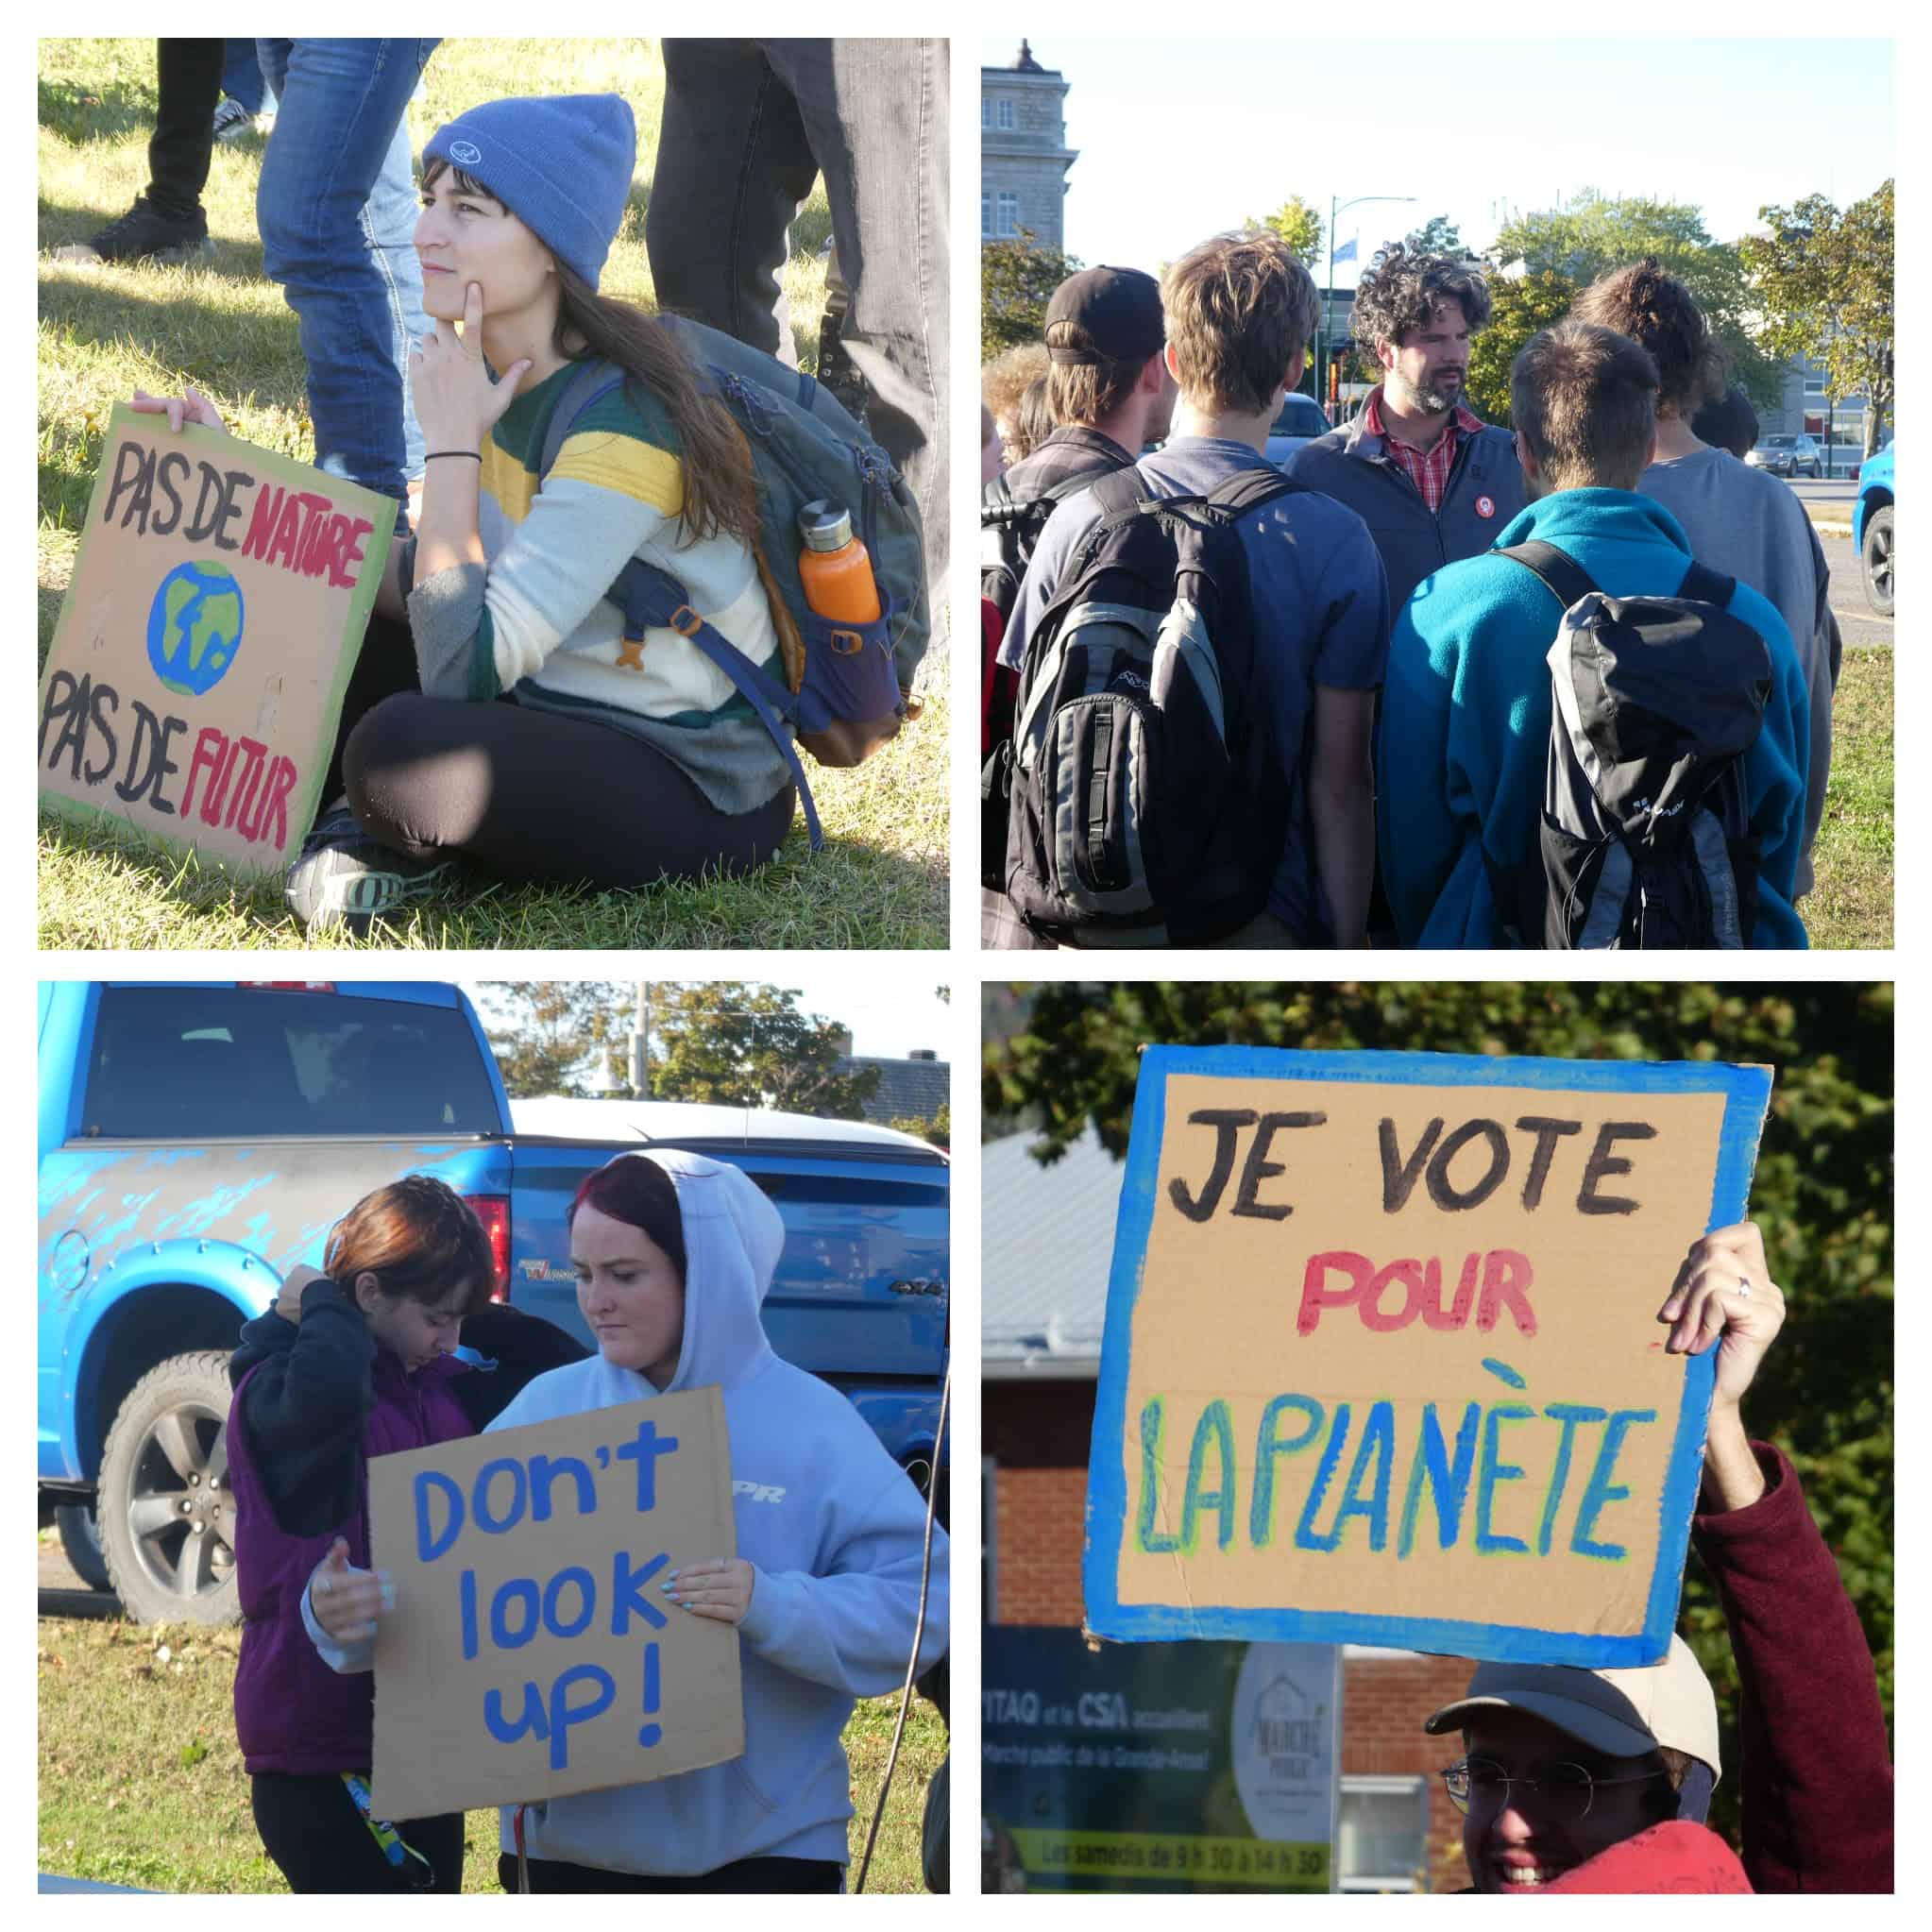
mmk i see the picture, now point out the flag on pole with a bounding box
[1332,232,1358,265]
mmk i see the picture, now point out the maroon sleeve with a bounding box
[1689,1441,1892,1892]
[1545,1822,1751,1893]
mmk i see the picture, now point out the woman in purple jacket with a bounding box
[225,1174,583,1892]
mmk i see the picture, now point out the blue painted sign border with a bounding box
[1083,1047,1772,1666]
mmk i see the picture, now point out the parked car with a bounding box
[1854,443,1894,617]
[1265,391,1330,467]
[38,981,948,1623]
[1745,432,1823,480]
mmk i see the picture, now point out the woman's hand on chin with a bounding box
[130,385,228,434]
[663,1557,754,1625]
[409,280,531,453]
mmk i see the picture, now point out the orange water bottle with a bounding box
[797,500,881,628]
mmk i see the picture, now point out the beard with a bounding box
[1396,366,1464,415]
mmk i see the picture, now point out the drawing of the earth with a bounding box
[145,558,245,697]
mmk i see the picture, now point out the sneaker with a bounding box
[284,803,456,935]
[52,195,213,266]
[211,95,259,142]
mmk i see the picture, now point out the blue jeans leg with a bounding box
[254,39,437,509]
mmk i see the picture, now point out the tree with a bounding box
[1463,269,1579,429]
[480,981,633,1097]
[1246,195,1322,267]
[1743,181,1894,456]
[651,983,878,1118]
[889,1103,951,1150]
[983,980,1893,1851]
[1491,190,1783,408]
[982,229,1081,361]
[1404,213,1466,259]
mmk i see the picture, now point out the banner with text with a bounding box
[39,406,394,873]
[982,1628,1338,1892]
[368,1388,742,1821]
[1083,1048,1772,1666]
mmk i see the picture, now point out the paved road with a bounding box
[1818,528,1892,652]
[38,1530,119,1620]
[1788,477,1859,512]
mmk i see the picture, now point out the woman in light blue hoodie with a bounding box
[307,1149,949,1891]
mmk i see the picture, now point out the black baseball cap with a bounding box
[1043,265,1165,365]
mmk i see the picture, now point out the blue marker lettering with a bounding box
[1250,1395,1324,1548]
[483,1681,549,1747]
[548,1664,616,1771]
[1537,1403,1607,1556]
[490,1577,540,1649]
[531,1453,597,1522]
[1294,1403,1354,1551]
[543,1566,597,1639]
[1572,1407,1658,1560]
[1178,1399,1237,1552]
[610,1550,670,1634]
[1476,1404,1534,1554]
[615,1418,679,1514]
[1134,1398,1179,1554]
[474,1457,528,1534]
[639,1640,661,1748]
[415,1469,464,1563]
[1333,1398,1397,1551]
[1398,1401,1481,1557]
[459,1566,479,1660]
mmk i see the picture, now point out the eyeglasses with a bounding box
[1440,1755,1671,1823]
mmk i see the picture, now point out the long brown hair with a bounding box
[1571,258,1726,423]
[324,1174,497,1314]
[424,158,761,551]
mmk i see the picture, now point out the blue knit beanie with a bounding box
[423,94,636,290]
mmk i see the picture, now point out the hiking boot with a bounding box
[211,95,263,143]
[52,195,213,266]
[283,802,456,936]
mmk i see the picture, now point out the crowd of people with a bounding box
[981,233,1839,950]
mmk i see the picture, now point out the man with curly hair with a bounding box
[1286,243,1524,618]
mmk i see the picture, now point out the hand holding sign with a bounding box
[1660,1219,1785,1404]
[409,282,533,453]
[130,386,229,436]
[666,1557,754,1624]
[310,1535,392,1645]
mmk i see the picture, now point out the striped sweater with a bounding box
[405,359,792,814]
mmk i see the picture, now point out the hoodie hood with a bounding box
[608,1150,783,1395]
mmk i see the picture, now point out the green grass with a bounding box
[36,1593,946,1893]
[1805,647,1892,950]
[37,38,943,950]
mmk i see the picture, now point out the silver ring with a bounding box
[1737,1277,1753,1298]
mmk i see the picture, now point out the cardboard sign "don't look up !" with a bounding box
[39,407,394,874]
[1084,1048,1773,1669]
[367,1389,743,1822]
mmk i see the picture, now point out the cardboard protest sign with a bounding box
[367,1388,743,1821]
[1084,1048,1773,1668]
[39,405,394,873]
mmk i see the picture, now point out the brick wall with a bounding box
[986,1375,1475,1890]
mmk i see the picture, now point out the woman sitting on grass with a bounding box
[307,1151,951,1893]
[226,1175,584,1891]
[136,93,808,935]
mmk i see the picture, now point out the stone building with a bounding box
[980,41,1077,252]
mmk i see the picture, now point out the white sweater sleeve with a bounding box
[735,1466,950,1696]
[299,1572,374,1676]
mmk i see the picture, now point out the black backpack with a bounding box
[1004,466,1306,946]
[980,462,1132,890]
[1495,540,1772,949]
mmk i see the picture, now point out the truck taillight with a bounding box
[238,981,338,992]
[465,1195,512,1300]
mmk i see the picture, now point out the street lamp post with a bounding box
[1320,194,1415,422]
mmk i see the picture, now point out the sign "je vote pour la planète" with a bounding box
[39,406,394,874]
[1084,1048,1773,1669]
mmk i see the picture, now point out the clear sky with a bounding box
[981,36,1894,282]
[466,974,954,1067]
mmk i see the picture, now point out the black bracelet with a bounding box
[424,449,482,462]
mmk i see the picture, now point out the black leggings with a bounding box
[340,690,797,890]
[250,1772,465,1894]
[499,1853,841,1892]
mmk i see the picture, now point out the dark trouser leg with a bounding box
[250,1773,464,1893]
[321,612,420,806]
[647,40,819,363]
[343,694,797,888]
[146,42,224,222]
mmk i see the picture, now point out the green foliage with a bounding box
[480,980,634,1097]
[1464,269,1578,430]
[1490,190,1782,409]
[983,979,1894,1847]
[651,983,878,1117]
[889,1104,951,1150]
[981,229,1081,361]
[1246,196,1323,267]
[1404,214,1466,259]
[1743,181,1894,456]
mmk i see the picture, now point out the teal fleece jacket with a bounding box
[1378,488,1811,949]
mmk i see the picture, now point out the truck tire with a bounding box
[55,1501,112,1592]
[1862,505,1894,617]
[96,1350,240,1627]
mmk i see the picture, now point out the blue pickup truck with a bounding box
[39,980,948,1625]
[1855,442,1894,618]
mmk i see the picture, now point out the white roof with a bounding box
[982,1124,1122,1375]
[509,1094,937,1156]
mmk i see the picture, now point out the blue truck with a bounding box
[1855,441,1894,618]
[39,980,948,1626]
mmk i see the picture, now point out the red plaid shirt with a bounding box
[1364,386,1485,514]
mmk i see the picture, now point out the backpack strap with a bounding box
[1085,466,1152,521]
[1202,467,1308,517]
[608,558,822,855]
[1678,559,1737,607]
[1499,539,1601,610]
[536,359,628,481]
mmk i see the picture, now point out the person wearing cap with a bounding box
[1428,1219,1892,1892]
[995,229,1388,949]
